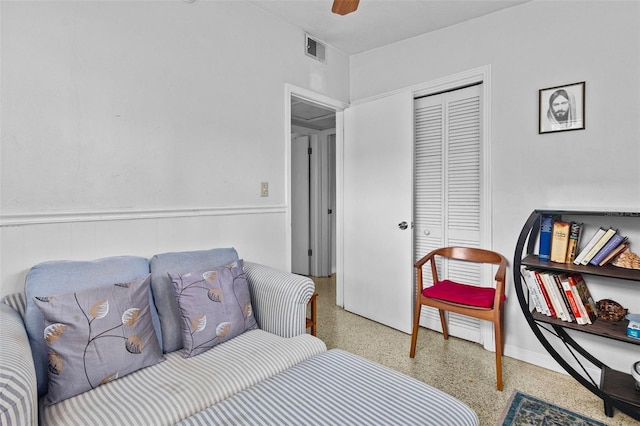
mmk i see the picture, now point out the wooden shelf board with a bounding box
[533,209,640,217]
[531,311,640,345]
[521,254,640,282]
[601,366,640,408]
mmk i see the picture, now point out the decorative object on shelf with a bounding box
[612,247,640,269]
[628,321,640,340]
[596,299,627,322]
[539,81,585,134]
[632,361,640,391]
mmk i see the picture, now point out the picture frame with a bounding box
[539,81,585,134]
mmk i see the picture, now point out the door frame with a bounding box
[285,85,348,304]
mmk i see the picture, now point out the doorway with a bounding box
[290,95,337,278]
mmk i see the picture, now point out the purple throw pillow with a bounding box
[34,274,164,405]
[169,259,258,358]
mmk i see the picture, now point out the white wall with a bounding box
[0,1,349,296]
[350,0,640,373]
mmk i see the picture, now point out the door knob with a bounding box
[398,221,408,230]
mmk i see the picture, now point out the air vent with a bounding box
[305,34,326,63]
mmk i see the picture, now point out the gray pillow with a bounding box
[169,259,258,358]
[34,274,164,406]
[24,255,156,397]
[150,248,239,353]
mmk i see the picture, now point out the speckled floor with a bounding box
[312,275,638,426]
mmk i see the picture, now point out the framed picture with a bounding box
[539,81,585,134]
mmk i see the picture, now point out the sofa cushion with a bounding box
[24,255,155,397]
[170,259,258,358]
[178,349,479,426]
[150,248,239,353]
[41,330,327,426]
[34,274,164,406]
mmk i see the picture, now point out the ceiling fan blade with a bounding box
[332,0,360,16]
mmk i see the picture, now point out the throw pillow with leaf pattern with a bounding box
[169,259,258,358]
[34,274,164,405]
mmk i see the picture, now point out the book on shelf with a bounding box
[530,269,556,317]
[558,273,585,324]
[550,221,571,263]
[565,222,582,264]
[568,273,598,324]
[538,214,559,262]
[597,242,629,266]
[539,271,571,321]
[589,233,627,266]
[525,269,556,317]
[566,273,591,324]
[573,227,606,265]
[580,228,617,265]
[521,268,550,316]
[551,272,575,322]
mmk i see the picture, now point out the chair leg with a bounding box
[494,318,503,391]
[409,301,422,358]
[439,309,449,340]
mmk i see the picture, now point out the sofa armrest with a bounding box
[0,303,38,426]
[243,262,314,338]
[2,292,26,320]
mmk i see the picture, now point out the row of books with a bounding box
[572,226,628,266]
[520,268,598,324]
[539,214,629,266]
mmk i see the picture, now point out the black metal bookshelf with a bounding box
[514,209,640,420]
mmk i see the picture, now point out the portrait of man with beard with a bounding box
[539,82,585,133]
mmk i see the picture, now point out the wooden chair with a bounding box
[409,246,507,391]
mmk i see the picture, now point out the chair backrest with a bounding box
[415,246,508,299]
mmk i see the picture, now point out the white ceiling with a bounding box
[248,0,530,56]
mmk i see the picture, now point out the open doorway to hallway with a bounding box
[290,95,337,278]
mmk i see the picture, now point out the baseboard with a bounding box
[504,343,601,379]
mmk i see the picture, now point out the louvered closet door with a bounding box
[414,84,484,344]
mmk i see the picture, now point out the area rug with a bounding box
[500,390,608,426]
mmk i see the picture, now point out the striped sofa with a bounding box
[1,249,479,426]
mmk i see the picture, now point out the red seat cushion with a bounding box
[422,279,496,308]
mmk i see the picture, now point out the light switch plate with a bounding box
[261,182,269,197]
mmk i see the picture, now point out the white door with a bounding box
[291,135,310,275]
[414,84,485,343]
[343,90,414,333]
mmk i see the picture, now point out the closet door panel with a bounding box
[414,84,483,342]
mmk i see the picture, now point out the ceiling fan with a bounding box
[332,0,360,15]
